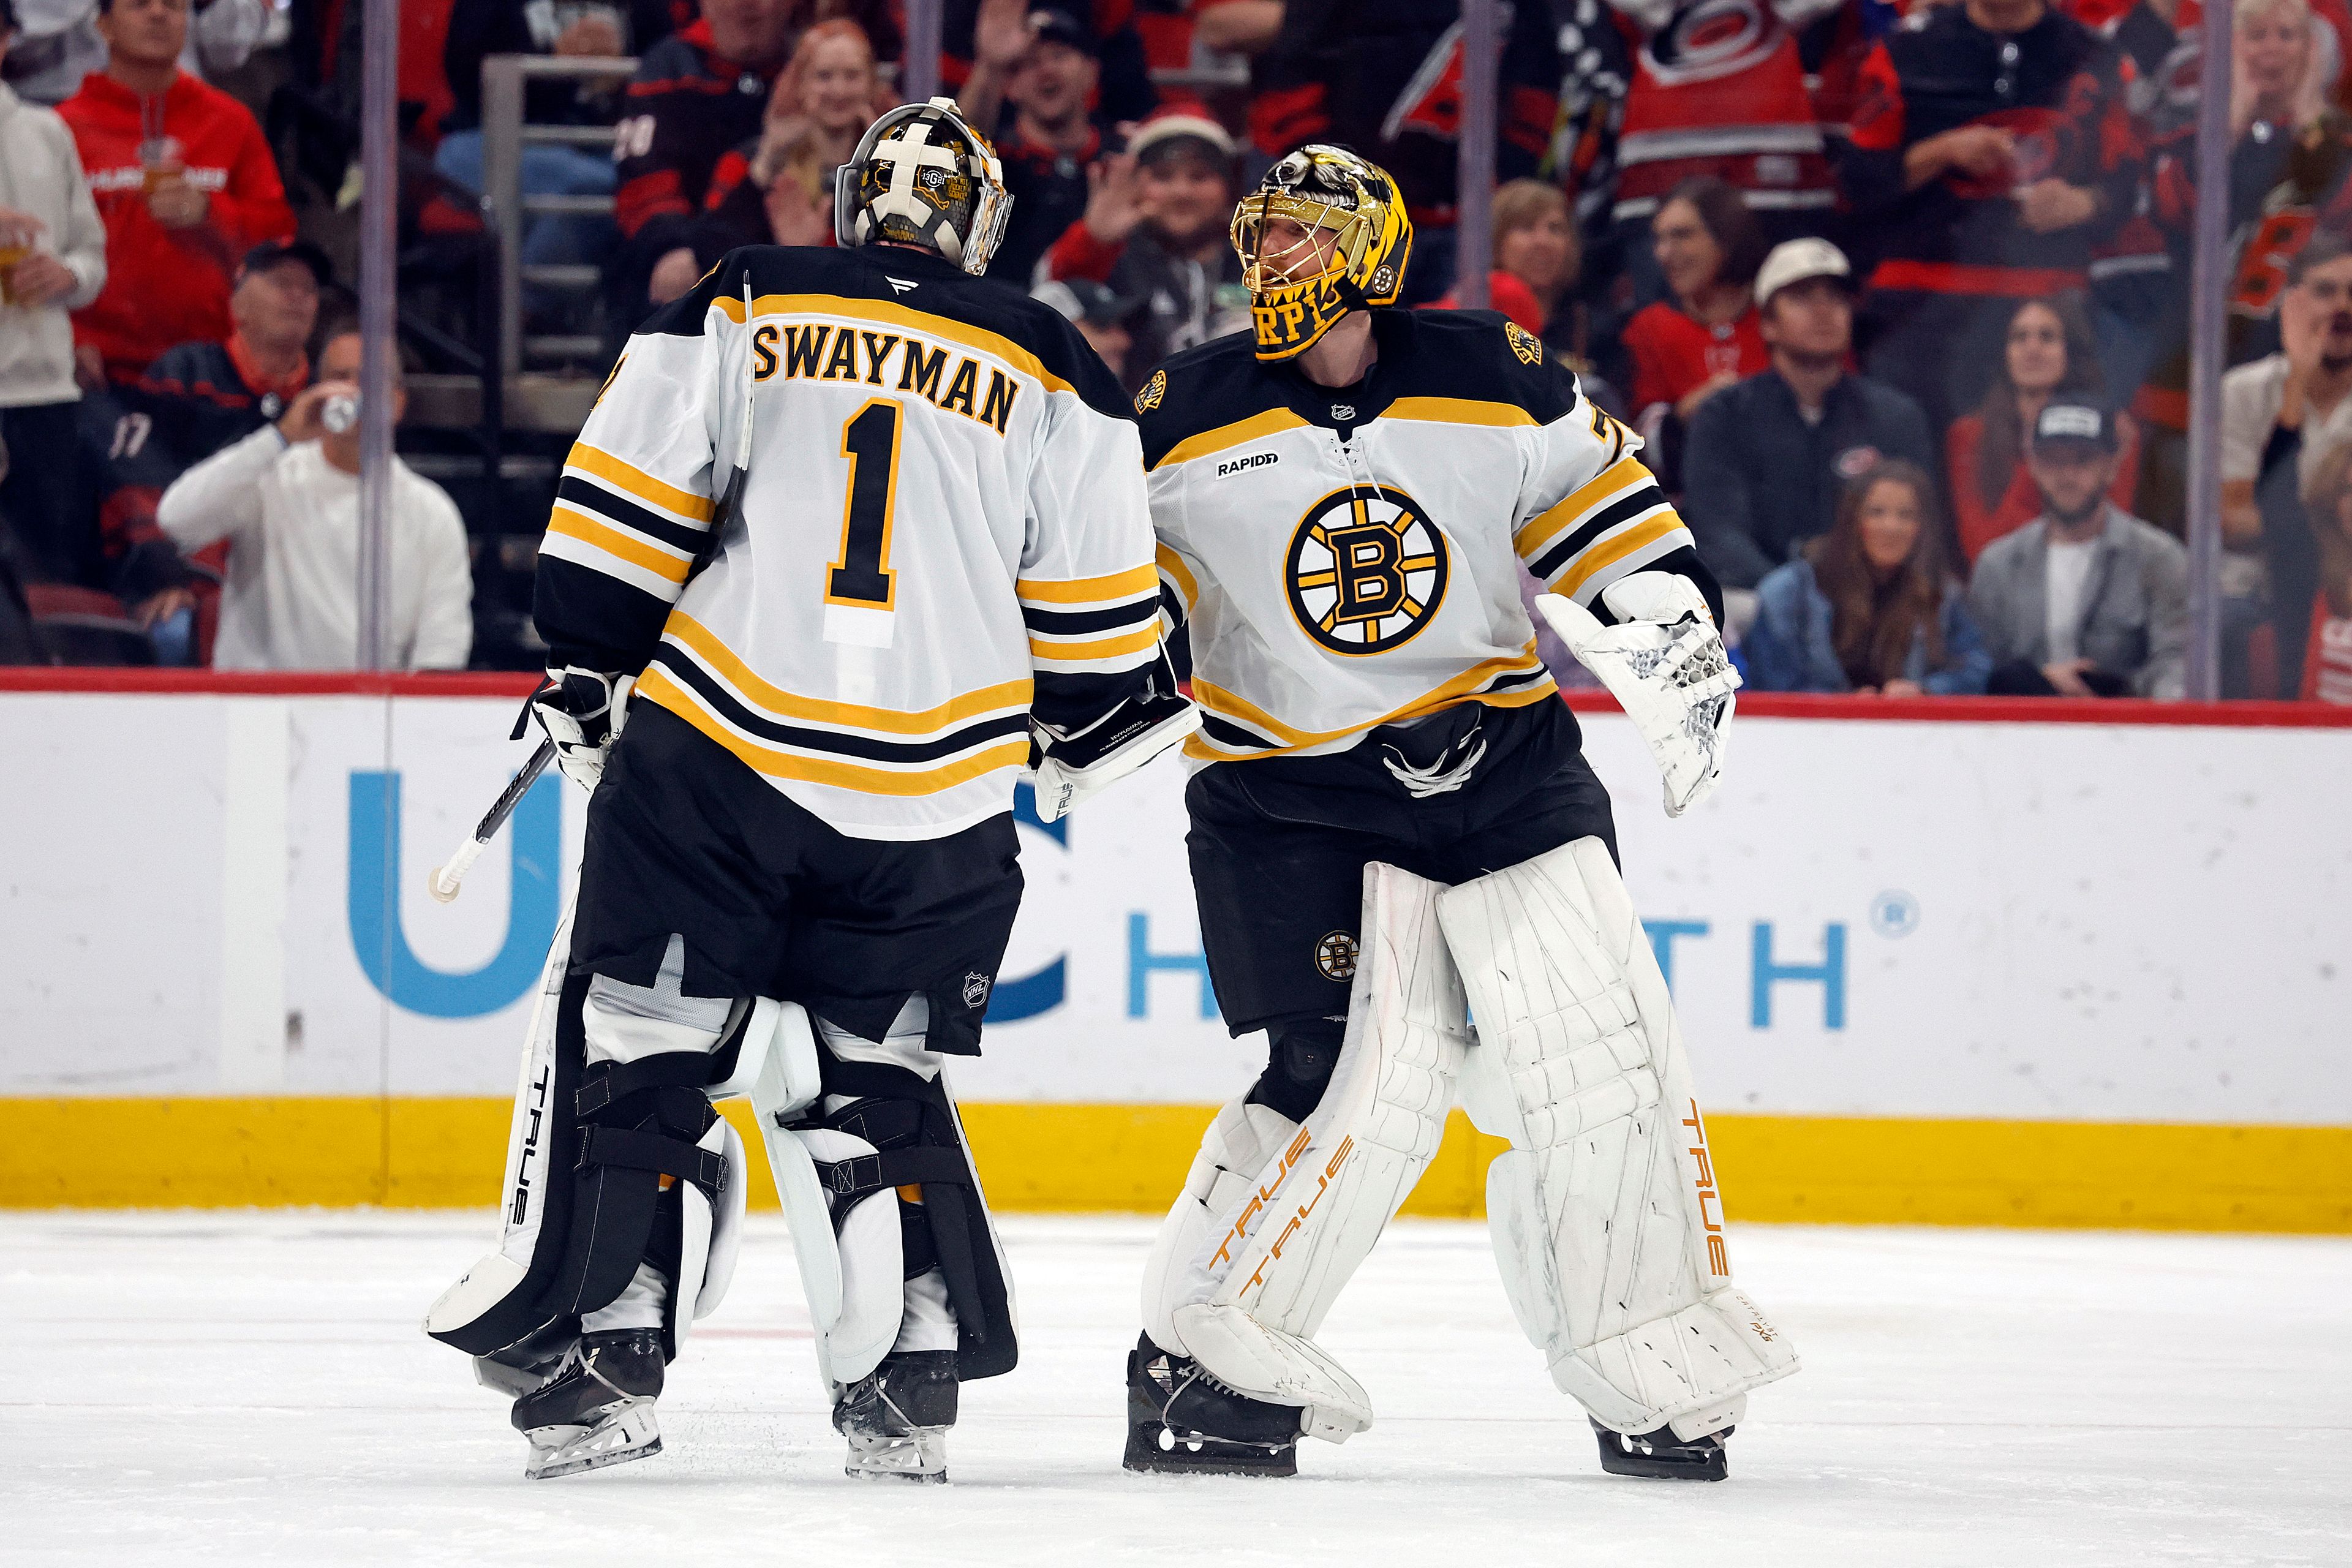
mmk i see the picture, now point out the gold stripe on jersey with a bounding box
[546,504,694,584]
[1554,511,1694,601]
[714,291,1076,398]
[663,612,1032,733]
[1153,409,1310,470]
[1380,396,1539,429]
[1027,624,1161,667]
[1515,453,1655,559]
[1186,644,1555,760]
[564,441,716,523]
[639,667,1033,796]
[1016,565,1159,605]
[1156,545,1199,616]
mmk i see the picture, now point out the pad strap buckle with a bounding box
[576,1125,727,1200]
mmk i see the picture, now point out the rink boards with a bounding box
[0,675,2346,1232]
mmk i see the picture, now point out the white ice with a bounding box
[9,1213,2348,1567]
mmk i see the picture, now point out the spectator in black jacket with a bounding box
[957,4,1123,288]
[1836,0,2140,436]
[1684,238,1938,596]
[139,239,326,467]
[611,0,794,333]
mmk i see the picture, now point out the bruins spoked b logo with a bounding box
[1285,486,1448,655]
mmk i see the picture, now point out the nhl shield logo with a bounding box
[962,970,992,1009]
[1285,484,1449,656]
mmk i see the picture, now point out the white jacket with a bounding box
[0,80,106,408]
[157,427,477,671]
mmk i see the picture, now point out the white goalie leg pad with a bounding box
[1438,838,1798,1441]
[1139,1096,1302,1358]
[739,998,1014,1398]
[1169,862,1468,1442]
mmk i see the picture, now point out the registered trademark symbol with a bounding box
[1869,890,1919,938]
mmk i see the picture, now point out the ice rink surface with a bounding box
[10,1213,2348,1567]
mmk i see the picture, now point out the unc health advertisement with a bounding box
[0,690,2344,1126]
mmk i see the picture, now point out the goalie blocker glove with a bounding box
[1023,657,1200,823]
[529,668,635,793]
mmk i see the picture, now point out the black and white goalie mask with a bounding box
[834,97,1013,275]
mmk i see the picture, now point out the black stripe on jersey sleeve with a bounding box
[533,555,677,676]
[556,476,709,552]
[1020,595,1163,635]
[652,646,1033,761]
[1529,483,1672,582]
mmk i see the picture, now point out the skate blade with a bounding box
[1123,1423,1297,1478]
[843,1426,948,1483]
[524,1401,661,1480]
[1591,1420,1728,1482]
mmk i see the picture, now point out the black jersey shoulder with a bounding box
[634,244,1129,418]
[1134,328,1276,469]
[1373,308,1584,426]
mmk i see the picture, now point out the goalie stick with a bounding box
[428,281,760,906]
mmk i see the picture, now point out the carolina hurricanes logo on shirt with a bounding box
[1284,486,1449,656]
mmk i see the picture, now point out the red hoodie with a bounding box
[59,70,295,382]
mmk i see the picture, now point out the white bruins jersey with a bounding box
[1137,310,1706,764]
[536,244,1166,839]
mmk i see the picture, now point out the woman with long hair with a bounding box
[682,20,886,274]
[1619,176,1771,430]
[1945,296,2139,564]
[1439,179,1628,414]
[1744,459,1992,695]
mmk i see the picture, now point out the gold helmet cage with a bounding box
[1230,145,1414,362]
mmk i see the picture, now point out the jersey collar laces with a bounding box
[1232,146,1414,362]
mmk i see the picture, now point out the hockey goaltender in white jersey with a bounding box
[425,99,1196,1483]
[1121,146,1798,1480]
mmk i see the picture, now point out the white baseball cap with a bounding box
[1754,237,1852,307]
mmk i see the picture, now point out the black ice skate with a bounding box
[1123,1333,1305,1477]
[1591,1417,1731,1481]
[835,1350,958,1483]
[510,1328,665,1479]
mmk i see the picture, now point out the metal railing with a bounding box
[478,54,633,379]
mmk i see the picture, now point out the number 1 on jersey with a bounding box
[829,399,902,610]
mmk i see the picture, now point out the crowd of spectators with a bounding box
[0,0,2347,701]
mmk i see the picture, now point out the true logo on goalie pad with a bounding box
[1313,930,1359,981]
[1683,1099,1730,1278]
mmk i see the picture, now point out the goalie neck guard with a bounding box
[1230,145,1413,363]
[835,98,1013,276]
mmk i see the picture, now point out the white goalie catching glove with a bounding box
[1024,679,1200,823]
[1537,573,1738,818]
[530,668,636,793]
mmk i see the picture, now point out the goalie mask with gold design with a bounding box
[1230,146,1413,363]
[835,98,1012,276]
